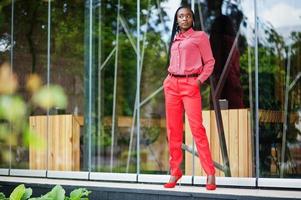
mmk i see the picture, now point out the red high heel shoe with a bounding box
[206,175,216,190]
[163,174,182,188]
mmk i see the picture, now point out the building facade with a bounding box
[0,0,300,188]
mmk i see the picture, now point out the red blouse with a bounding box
[168,28,215,83]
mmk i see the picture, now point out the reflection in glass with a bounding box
[10,0,48,169]
[210,15,244,109]
[49,0,85,171]
[0,1,12,169]
[93,1,138,173]
[184,0,255,177]
[257,0,301,178]
[138,0,181,175]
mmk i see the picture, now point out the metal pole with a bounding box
[254,0,260,186]
[110,0,120,171]
[191,0,195,181]
[280,44,291,177]
[46,0,52,176]
[97,0,102,171]
[88,0,93,175]
[9,0,15,175]
[137,0,141,178]
[210,77,231,176]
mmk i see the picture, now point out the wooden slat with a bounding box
[229,109,239,177]
[198,110,211,176]
[220,110,229,177]
[52,116,59,170]
[39,116,47,169]
[72,116,81,171]
[238,109,249,177]
[29,117,34,169]
[103,117,167,128]
[210,111,220,176]
[258,110,297,123]
[248,110,253,176]
[65,116,72,171]
[49,116,55,170]
[29,115,47,170]
[48,116,53,170]
[29,117,35,169]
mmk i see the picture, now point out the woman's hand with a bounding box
[197,80,201,88]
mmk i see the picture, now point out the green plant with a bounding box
[65,188,91,200]
[29,185,64,200]
[9,184,32,200]
[0,192,6,200]
[0,184,91,200]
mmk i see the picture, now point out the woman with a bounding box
[163,5,216,190]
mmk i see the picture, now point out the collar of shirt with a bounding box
[174,27,194,41]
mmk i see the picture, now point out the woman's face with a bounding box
[177,8,193,32]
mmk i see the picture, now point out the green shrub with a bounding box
[0,184,91,200]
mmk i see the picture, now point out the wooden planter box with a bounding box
[29,115,83,171]
[185,109,253,177]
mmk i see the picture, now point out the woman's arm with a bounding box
[197,32,215,84]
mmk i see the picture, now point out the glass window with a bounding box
[258,0,301,178]
[47,0,85,172]
[139,0,182,175]
[0,1,12,169]
[1,0,301,187]
[11,0,48,170]
[181,0,255,178]
[92,0,138,173]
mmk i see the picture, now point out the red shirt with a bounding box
[168,28,215,83]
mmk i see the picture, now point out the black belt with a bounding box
[168,73,199,78]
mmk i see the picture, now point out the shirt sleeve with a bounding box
[197,32,215,84]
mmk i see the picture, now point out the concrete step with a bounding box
[0,176,301,200]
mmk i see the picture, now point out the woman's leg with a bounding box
[182,81,215,176]
[164,77,184,176]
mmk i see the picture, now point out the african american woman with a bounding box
[163,5,216,190]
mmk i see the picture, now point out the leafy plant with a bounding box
[0,184,91,200]
[66,188,91,200]
[0,192,7,200]
[29,185,65,200]
[9,184,32,200]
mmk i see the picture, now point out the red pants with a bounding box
[163,75,215,176]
